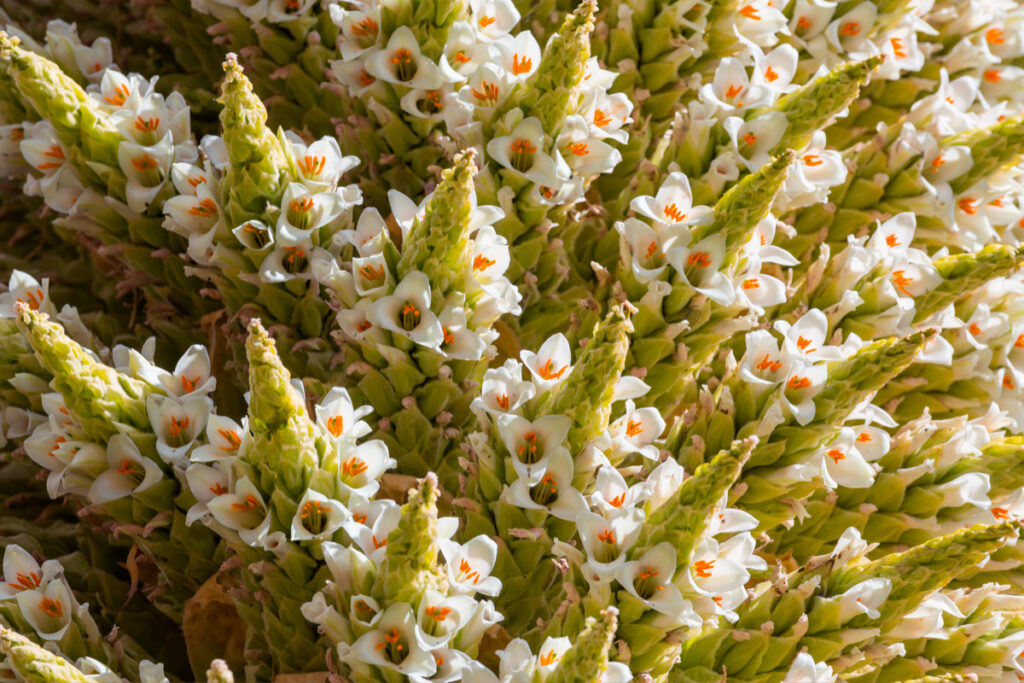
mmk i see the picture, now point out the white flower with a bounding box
[534,636,571,676]
[885,592,964,639]
[208,477,272,546]
[469,0,520,40]
[591,463,648,517]
[618,543,700,624]
[365,27,448,90]
[338,439,395,498]
[630,172,713,228]
[316,387,373,443]
[367,271,445,349]
[492,31,541,80]
[644,457,686,511]
[775,308,843,362]
[935,472,992,510]
[184,463,230,506]
[782,652,835,683]
[87,434,163,505]
[723,112,789,171]
[16,578,74,641]
[502,448,588,521]
[781,361,828,426]
[289,135,359,192]
[556,115,622,176]
[350,603,437,677]
[816,429,876,489]
[520,333,573,391]
[701,57,765,113]
[577,509,645,578]
[472,360,536,415]
[164,182,221,235]
[147,394,213,464]
[0,270,54,318]
[837,577,892,621]
[497,413,571,482]
[440,534,502,596]
[735,0,789,46]
[344,497,401,564]
[191,415,247,462]
[462,63,513,112]
[487,116,565,187]
[666,233,736,306]
[276,182,349,245]
[616,218,678,283]
[330,5,382,61]
[291,489,349,541]
[0,546,60,599]
[580,91,633,144]
[607,400,665,460]
[439,307,488,361]
[442,22,492,78]
[259,242,335,284]
[163,345,217,396]
[415,589,478,650]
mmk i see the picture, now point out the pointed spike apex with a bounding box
[544,306,632,449]
[771,56,882,155]
[245,318,309,433]
[397,149,479,289]
[381,473,444,604]
[639,437,756,562]
[828,522,1018,627]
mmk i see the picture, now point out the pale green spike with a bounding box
[548,608,619,683]
[381,473,445,604]
[0,627,91,683]
[15,306,151,442]
[913,244,1024,323]
[692,151,794,255]
[828,522,1018,628]
[244,318,323,499]
[542,305,632,451]
[218,53,290,223]
[637,437,755,563]
[397,149,476,294]
[945,114,1024,194]
[770,56,882,156]
[0,32,121,170]
[813,328,933,425]
[499,0,596,132]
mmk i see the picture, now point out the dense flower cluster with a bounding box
[4,1,1024,683]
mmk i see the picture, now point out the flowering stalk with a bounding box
[14,306,224,622]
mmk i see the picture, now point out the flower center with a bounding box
[218,429,241,451]
[399,302,421,331]
[635,566,663,599]
[517,431,541,463]
[529,473,558,506]
[375,627,409,664]
[300,500,328,534]
[39,597,64,619]
[166,416,192,447]
[509,138,537,173]
[390,48,418,82]
[693,559,715,578]
[327,415,344,438]
[472,81,500,104]
[512,54,532,74]
[537,358,568,380]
